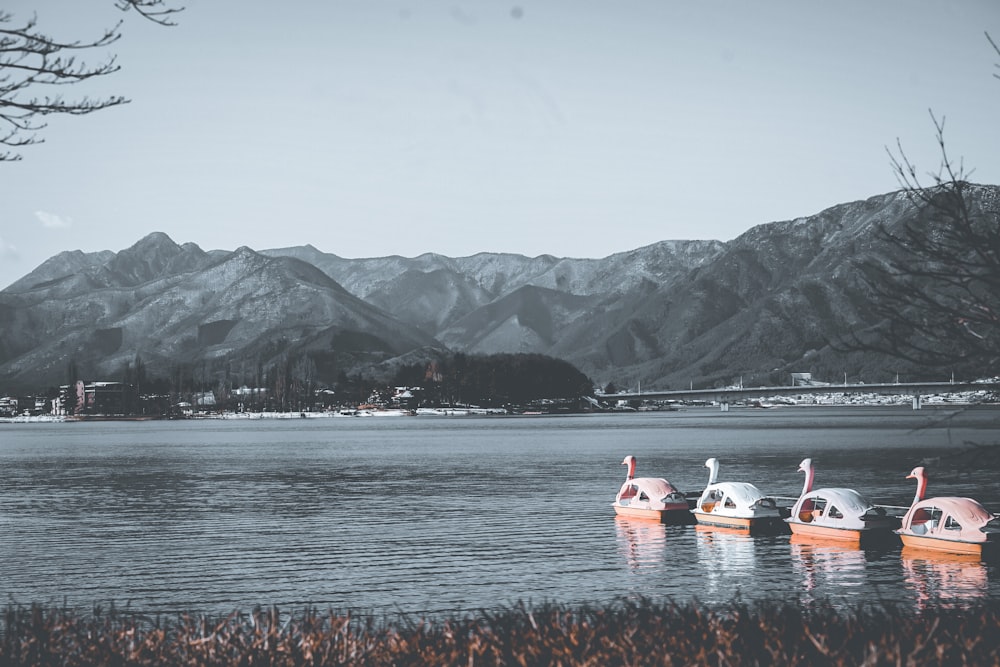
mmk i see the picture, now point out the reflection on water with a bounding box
[614,516,667,571]
[901,548,989,610]
[790,534,869,599]
[1,408,999,617]
[694,525,758,598]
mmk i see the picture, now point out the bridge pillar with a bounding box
[720,401,730,412]
[912,394,922,410]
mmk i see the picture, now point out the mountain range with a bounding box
[2,184,998,395]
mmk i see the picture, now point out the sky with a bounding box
[1,0,999,289]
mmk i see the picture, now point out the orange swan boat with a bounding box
[612,455,690,523]
[896,466,1000,557]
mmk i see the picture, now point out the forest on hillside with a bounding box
[17,353,596,417]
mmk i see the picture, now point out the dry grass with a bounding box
[2,598,1000,666]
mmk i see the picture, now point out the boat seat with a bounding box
[799,511,813,523]
[701,502,717,513]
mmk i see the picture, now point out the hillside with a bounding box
[2,185,998,393]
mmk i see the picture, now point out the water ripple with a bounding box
[2,408,999,616]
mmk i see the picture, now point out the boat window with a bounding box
[827,505,843,519]
[944,515,962,531]
[912,507,942,529]
[621,484,638,500]
[811,498,828,516]
[755,497,776,509]
[724,496,736,509]
[639,491,649,501]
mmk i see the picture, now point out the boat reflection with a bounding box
[693,524,757,597]
[614,515,668,571]
[901,547,989,610]
[790,534,868,595]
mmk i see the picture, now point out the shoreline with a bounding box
[3,401,1000,424]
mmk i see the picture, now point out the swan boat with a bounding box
[896,466,1000,557]
[785,458,897,543]
[690,458,783,531]
[612,455,690,523]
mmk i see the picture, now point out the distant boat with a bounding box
[895,466,1000,557]
[690,458,783,531]
[785,458,897,543]
[612,455,690,523]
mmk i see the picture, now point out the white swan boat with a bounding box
[785,458,897,543]
[690,458,783,531]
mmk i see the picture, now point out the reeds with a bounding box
[2,598,1000,666]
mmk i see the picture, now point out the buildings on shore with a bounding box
[2,381,196,418]
[2,375,997,419]
[1,382,457,418]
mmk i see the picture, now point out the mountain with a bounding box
[0,235,439,391]
[577,185,998,389]
[436,284,602,354]
[262,240,725,333]
[2,184,998,394]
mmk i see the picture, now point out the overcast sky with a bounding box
[1,0,998,289]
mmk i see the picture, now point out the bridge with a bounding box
[595,381,1000,411]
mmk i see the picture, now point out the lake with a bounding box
[1,406,999,618]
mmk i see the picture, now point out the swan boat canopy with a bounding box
[612,455,690,522]
[690,458,782,530]
[896,467,1000,556]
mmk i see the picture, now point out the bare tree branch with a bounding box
[988,31,1000,81]
[840,112,1000,375]
[115,0,184,27]
[0,2,181,161]
[836,32,1000,376]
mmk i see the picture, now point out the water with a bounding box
[1,406,999,618]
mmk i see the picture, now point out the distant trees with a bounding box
[845,32,1000,378]
[0,1,181,161]
[30,350,595,414]
[393,353,594,407]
